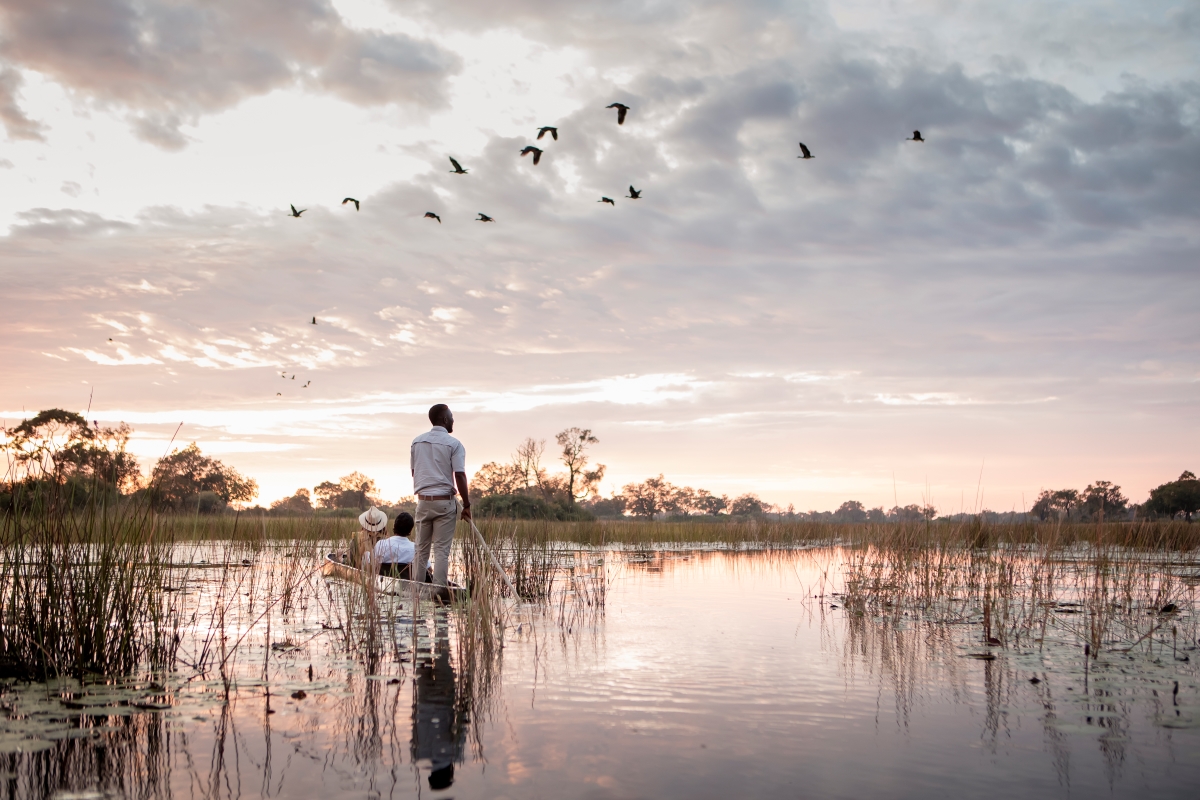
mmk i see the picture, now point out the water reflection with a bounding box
[412,614,466,791]
[0,545,1196,799]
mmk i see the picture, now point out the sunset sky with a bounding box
[1,0,1197,512]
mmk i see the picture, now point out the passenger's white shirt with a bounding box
[374,535,416,564]
[410,425,466,496]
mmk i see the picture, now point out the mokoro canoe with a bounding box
[321,553,468,602]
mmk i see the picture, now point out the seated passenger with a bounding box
[374,511,424,579]
[353,506,389,568]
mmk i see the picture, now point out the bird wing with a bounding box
[290,204,298,214]
[799,143,811,157]
[449,157,464,171]
[551,128,558,140]
[617,106,627,124]
[536,129,546,140]
[532,150,541,165]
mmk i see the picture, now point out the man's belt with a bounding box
[417,494,454,501]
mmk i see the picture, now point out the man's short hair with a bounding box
[394,511,415,537]
[428,404,450,426]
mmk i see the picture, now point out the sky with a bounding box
[0,0,1197,512]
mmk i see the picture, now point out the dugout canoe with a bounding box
[322,553,468,602]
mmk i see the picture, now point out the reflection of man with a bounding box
[411,404,472,599]
[412,618,465,791]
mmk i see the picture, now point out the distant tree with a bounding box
[622,475,675,519]
[729,493,764,516]
[585,495,628,518]
[834,500,867,523]
[472,462,527,497]
[665,485,696,516]
[3,408,140,491]
[512,437,546,490]
[271,488,313,514]
[150,443,257,511]
[313,472,379,510]
[867,506,887,523]
[1144,471,1200,521]
[1081,480,1128,521]
[556,428,605,504]
[886,504,934,522]
[692,488,728,516]
[1031,489,1080,521]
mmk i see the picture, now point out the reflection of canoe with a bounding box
[322,553,468,602]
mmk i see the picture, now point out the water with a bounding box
[2,547,1197,798]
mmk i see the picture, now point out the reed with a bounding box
[0,481,184,680]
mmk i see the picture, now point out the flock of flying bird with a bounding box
[271,103,928,396]
[286,102,644,224]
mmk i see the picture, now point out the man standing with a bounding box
[411,404,472,595]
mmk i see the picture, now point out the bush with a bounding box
[476,493,594,521]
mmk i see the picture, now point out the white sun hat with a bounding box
[358,506,388,533]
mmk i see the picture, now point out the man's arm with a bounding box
[455,471,471,521]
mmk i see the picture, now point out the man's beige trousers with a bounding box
[414,497,458,586]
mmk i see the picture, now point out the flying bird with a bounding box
[448,157,469,174]
[798,142,814,159]
[477,213,495,222]
[536,126,558,141]
[311,317,317,325]
[424,212,441,223]
[520,146,543,165]
[907,130,925,142]
[342,197,359,211]
[276,393,282,397]
[599,197,615,206]
[108,338,114,342]
[289,204,306,217]
[291,375,295,380]
[303,381,311,388]
[626,185,641,199]
[606,103,629,125]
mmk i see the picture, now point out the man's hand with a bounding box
[454,471,472,522]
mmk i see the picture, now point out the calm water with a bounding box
[2,547,1197,799]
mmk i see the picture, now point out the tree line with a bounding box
[1,409,258,513]
[4,409,1199,521]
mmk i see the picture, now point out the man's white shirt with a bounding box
[374,535,416,564]
[410,426,466,496]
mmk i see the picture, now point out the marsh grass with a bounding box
[828,520,1199,660]
[0,481,185,680]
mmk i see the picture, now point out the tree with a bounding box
[1081,480,1127,521]
[313,472,380,510]
[834,500,867,523]
[1145,471,1200,521]
[692,488,728,516]
[556,427,605,504]
[886,503,937,521]
[622,475,674,519]
[729,494,764,516]
[271,488,313,514]
[1031,489,1080,521]
[512,438,546,490]
[150,443,257,510]
[3,409,140,491]
[472,462,526,497]
[585,495,628,518]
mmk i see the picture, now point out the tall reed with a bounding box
[0,481,183,680]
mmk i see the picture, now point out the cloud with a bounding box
[0,0,461,147]
[0,64,44,139]
[0,0,1196,510]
